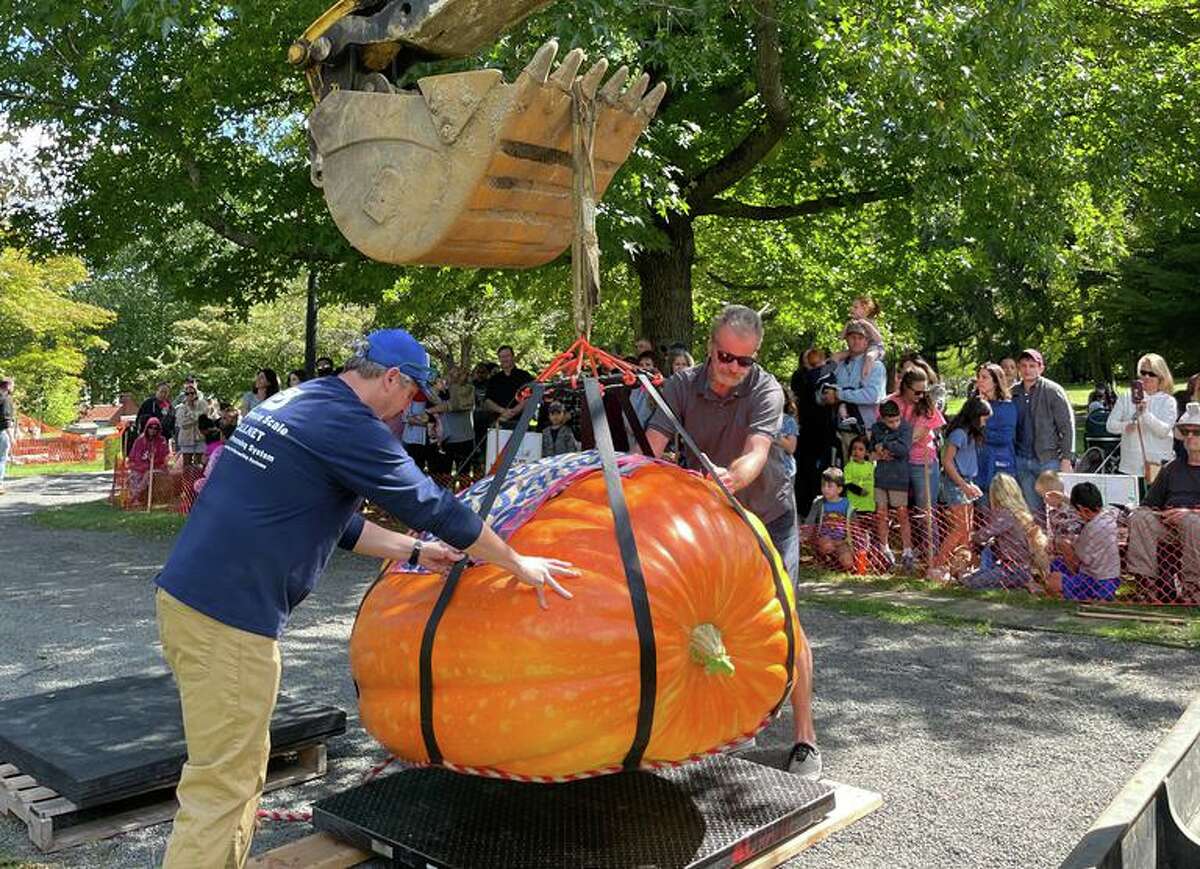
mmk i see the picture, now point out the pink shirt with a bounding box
[887,391,945,466]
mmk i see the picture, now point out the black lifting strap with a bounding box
[618,383,655,457]
[418,382,546,765]
[584,376,657,770]
[636,373,796,714]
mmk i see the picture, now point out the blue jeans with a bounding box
[0,429,10,486]
[764,508,800,587]
[1016,456,1059,513]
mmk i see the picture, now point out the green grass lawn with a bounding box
[797,566,1200,649]
[7,458,106,479]
[31,498,186,538]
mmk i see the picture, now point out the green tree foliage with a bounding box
[0,0,394,308]
[1,0,1197,378]
[73,245,195,402]
[162,291,376,404]
[0,247,114,424]
[1102,222,1200,381]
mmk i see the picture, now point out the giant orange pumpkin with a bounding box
[350,460,805,779]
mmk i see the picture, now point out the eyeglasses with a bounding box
[1139,370,1159,378]
[1180,427,1200,437]
[715,349,756,368]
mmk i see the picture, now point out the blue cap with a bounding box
[362,329,437,398]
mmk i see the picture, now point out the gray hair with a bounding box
[342,354,414,389]
[710,305,763,341]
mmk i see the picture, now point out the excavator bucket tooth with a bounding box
[308,44,666,268]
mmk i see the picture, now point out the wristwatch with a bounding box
[406,540,422,568]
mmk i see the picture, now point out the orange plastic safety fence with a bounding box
[109,459,203,514]
[800,503,1200,606]
[11,414,106,464]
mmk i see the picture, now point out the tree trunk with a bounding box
[634,213,697,353]
[305,270,319,377]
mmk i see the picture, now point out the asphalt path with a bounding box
[1,473,1197,867]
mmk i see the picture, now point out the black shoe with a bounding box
[786,742,823,780]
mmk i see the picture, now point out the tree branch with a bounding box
[694,184,911,219]
[685,0,792,209]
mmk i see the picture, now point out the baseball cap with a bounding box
[1018,348,1044,367]
[362,329,437,400]
[843,320,868,338]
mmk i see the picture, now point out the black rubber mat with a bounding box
[313,754,834,868]
[0,672,345,807]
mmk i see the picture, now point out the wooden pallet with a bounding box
[0,743,327,853]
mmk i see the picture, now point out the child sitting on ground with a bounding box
[870,400,914,569]
[541,401,580,456]
[961,473,1050,591]
[1036,469,1084,552]
[804,468,856,571]
[1045,482,1122,601]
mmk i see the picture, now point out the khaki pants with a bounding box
[1126,508,1200,597]
[156,589,281,869]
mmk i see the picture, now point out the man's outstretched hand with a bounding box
[511,555,578,609]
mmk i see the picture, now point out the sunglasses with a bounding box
[715,349,756,368]
[1139,370,1159,378]
[910,390,927,397]
[1180,427,1200,437]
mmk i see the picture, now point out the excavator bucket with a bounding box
[307,40,666,268]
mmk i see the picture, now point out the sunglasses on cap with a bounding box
[715,349,756,368]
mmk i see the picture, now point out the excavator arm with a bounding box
[291,0,667,269]
[289,0,557,100]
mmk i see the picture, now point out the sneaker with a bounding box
[881,548,897,569]
[786,742,823,780]
[900,550,915,572]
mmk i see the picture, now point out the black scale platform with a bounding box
[313,754,835,868]
[0,673,346,807]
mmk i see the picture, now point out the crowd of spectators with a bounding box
[786,304,1200,602]
[106,304,1200,603]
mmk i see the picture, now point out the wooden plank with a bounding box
[1075,610,1187,626]
[9,786,59,823]
[1078,605,1189,624]
[246,832,373,868]
[743,782,882,869]
[2,774,37,791]
[0,763,18,777]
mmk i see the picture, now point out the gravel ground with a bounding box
[1,473,1198,867]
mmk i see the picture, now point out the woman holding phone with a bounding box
[1106,353,1178,479]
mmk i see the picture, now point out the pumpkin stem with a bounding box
[689,623,735,676]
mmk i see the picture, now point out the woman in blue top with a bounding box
[975,362,1016,494]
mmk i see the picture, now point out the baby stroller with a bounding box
[1077,395,1121,473]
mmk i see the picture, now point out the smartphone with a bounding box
[1131,379,1145,405]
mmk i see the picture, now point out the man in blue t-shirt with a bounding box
[155,329,576,868]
